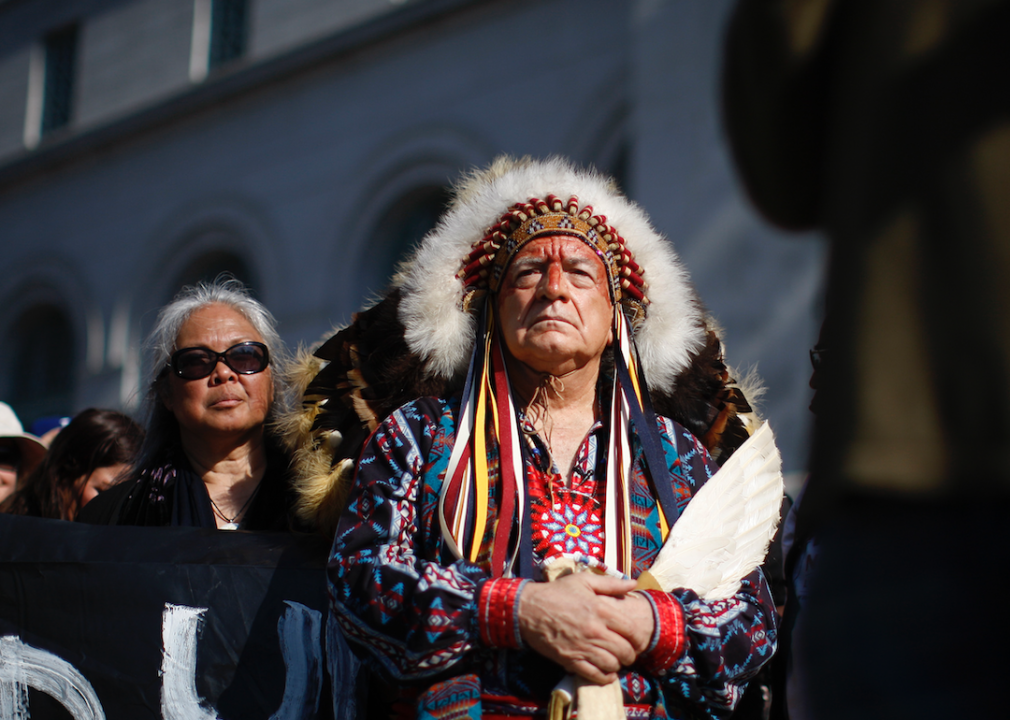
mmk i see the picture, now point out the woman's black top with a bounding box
[78,441,302,532]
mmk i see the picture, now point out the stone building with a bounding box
[0,0,824,480]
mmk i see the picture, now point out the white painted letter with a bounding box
[0,635,105,720]
[161,604,220,720]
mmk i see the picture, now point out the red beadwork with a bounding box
[528,466,606,561]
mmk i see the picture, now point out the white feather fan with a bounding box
[640,420,784,599]
[547,424,785,720]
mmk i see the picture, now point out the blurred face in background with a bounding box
[77,462,129,507]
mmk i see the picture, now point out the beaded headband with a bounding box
[455,194,650,327]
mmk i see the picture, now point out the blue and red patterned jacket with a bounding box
[328,395,777,719]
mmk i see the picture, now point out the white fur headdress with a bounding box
[398,155,706,395]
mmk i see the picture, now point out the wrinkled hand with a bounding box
[517,573,655,684]
[598,589,655,656]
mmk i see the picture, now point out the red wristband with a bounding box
[637,590,686,675]
[477,578,526,649]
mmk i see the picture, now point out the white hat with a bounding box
[0,402,48,475]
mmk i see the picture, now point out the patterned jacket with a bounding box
[328,395,777,719]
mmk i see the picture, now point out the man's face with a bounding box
[496,234,613,376]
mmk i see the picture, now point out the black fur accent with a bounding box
[653,329,753,465]
[304,288,456,466]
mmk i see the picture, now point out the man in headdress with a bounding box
[294,157,777,718]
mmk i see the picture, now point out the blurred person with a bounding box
[1,408,144,520]
[723,1,1010,717]
[80,278,302,531]
[764,325,825,720]
[0,402,47,504]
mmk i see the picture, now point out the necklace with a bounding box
[209,481,262,530]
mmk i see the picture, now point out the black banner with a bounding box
[0,514,338,720]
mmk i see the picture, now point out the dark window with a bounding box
[368,186,450,295]
[41,24,78,135]
[605,141,630,196]
[209,0,248,69]
[4,305,75,426]
[170,250,258,302]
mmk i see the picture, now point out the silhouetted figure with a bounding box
[723,1,1010,717]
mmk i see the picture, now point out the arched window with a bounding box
[167,250,258,301]
[3,304,75,425]
[365,185,450,296]
[604,140,630,196]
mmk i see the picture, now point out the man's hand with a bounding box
[516,573,654,684]
[597,589,655,656]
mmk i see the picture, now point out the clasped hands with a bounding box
[517,572,655,685]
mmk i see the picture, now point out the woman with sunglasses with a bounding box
[80,277,301,531]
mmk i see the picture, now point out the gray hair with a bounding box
[146,276,286,390]
[137,276,290,466]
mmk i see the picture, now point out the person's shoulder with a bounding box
[653,413,698,444]
[388,394,461,426]
[653,413,718,473]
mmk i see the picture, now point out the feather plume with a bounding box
[639,421,784,599]
[278,290,456,534]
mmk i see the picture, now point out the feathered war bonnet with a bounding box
[284,157,758,559]
[399,156,704,388]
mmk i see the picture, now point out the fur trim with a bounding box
[277,336,356,534]
[276,343,327,454]
[398,156,706,394]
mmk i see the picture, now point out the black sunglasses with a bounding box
[170,342,270,380]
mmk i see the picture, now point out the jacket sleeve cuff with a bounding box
[637,589,686,675]
[477,578,527,649]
